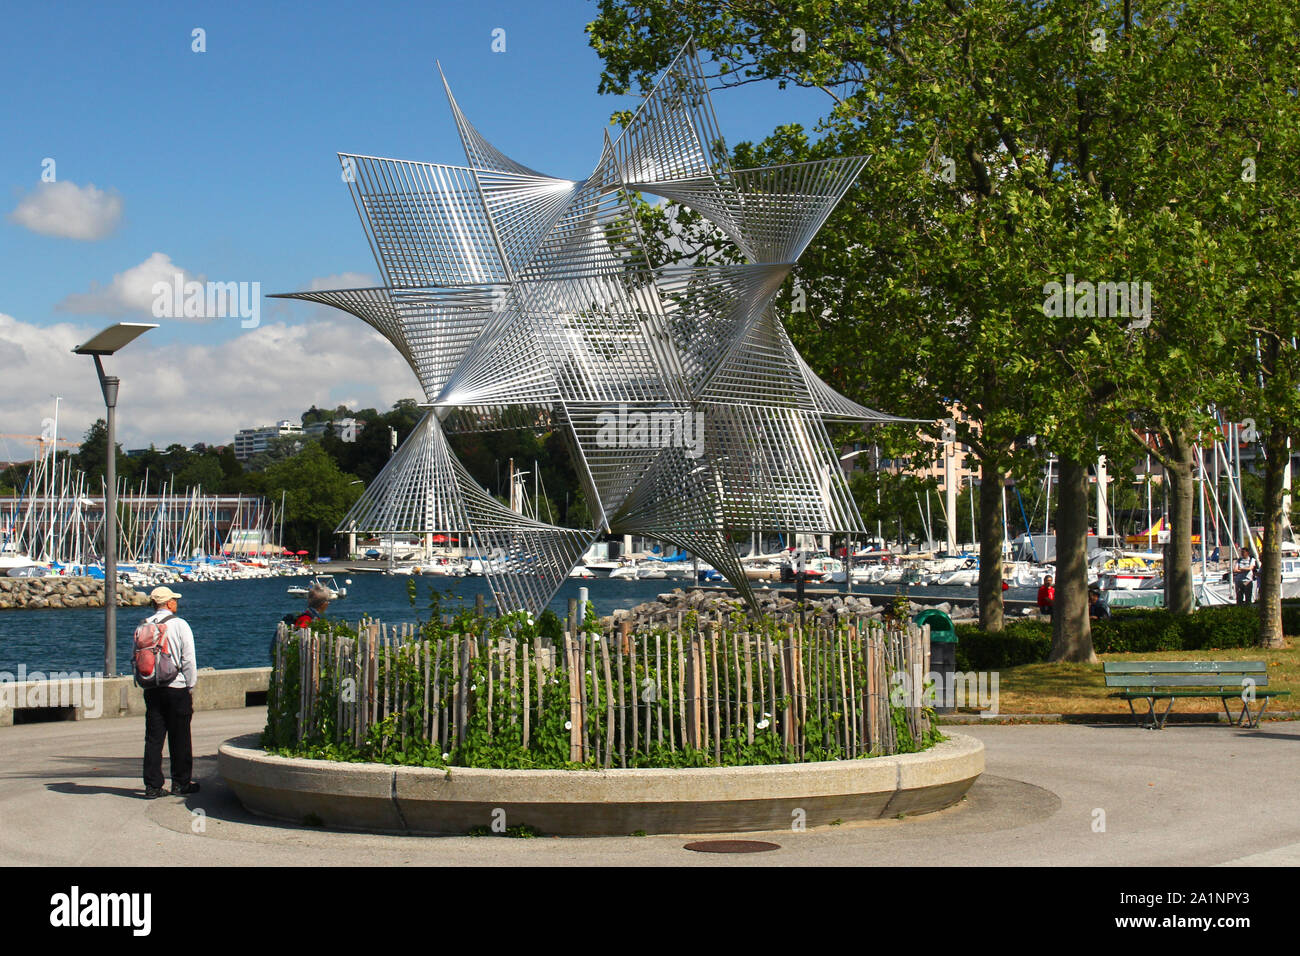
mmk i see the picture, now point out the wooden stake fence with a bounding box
[268,614,930,764]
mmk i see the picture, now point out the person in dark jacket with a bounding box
[1088,587,1111,619]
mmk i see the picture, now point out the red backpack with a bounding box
[133,613,180,688]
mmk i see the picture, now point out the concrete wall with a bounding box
[0,667,270,727]
[219,733,985,836]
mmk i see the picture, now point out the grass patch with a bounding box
[467,823,542,838]
[991,639,1299,714]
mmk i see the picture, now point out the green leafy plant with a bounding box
[265,614,943,770]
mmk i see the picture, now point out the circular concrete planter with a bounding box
[218,734,983,836]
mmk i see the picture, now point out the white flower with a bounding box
[470,683,477,691]
[756,719,770,730]
[592,636,600,642]
[564,721,573,730]
[586,669,592,675]
[762,712,772,718]
[442,753,450,760]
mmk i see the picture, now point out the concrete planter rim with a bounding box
[220,732,978,779]
[219,733,984,836]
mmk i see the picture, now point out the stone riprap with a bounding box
[0,576,149,610]
[604,587,979,629]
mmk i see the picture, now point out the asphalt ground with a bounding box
[2,708,1297,868]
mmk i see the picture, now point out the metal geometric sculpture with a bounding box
[276,40,903,613]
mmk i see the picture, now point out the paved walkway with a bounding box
[2,709,1297,866]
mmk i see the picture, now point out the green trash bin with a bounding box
[915,608,957,644]
[914,609,957,714]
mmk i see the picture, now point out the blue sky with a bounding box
[0,0,833,453]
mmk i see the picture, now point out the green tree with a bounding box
[174,453,223,492]
[244,434,306,472]
[73,419,130,493]
[1208,6,1300,647]
[262,442,364,557]
[217,445,243,490]
[567,488,594,529]
[590,2,1077,633]
[849,468,940,546]
[588,0,1285,661]
[324,400,423,483]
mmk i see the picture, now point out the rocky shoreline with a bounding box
[0,576,150,610]
[604,587,991,628]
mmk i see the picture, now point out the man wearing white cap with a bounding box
[141,586,200,798]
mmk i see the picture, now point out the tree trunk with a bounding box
[1163,427,1195,615]
[1259,419,1287,648]
[1049,455,1096,663]
[977,457,1005,632]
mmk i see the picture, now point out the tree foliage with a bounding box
[587,0,1298,658]
[262,442,364,555]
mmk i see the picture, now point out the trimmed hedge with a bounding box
[954,620,1051,671]
[954,605,1266,671]
[1281,599,1300,635]
[1094,605,1261,653]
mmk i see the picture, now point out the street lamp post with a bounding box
[73,322,157,676]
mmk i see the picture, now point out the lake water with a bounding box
[0,573,1039,674]
[0,574,675,674]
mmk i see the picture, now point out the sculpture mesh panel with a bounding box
[278,40,906,614]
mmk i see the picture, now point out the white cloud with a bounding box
[8,181,124,240]
[0,308,419,454]
[308,272,377,292]
[56,252,203,318]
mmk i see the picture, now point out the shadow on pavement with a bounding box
[46,781,149,799]
[2,755,142,780]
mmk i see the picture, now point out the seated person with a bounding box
[1036,575,1055,617]
[1088,587,1110,619]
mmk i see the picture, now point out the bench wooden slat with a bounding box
[1101,660,1284,728]
[1110,690,1289,699]
[1105,674,1269,688]
[1103,661,1267,675]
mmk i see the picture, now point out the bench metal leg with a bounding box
[1220,695,1270,728]
[1256,696,1272,727]
[1127,698,1149,728]
[1154,697,1175,730]
[1234,696,1269,729]
[1129,696,1169,730]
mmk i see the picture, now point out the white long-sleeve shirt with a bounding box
[143,608,198,689]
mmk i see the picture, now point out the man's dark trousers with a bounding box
[143,687,194,790]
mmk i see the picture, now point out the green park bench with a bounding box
[1103,661,1289,730]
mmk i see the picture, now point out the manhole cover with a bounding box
[683,840,781,854]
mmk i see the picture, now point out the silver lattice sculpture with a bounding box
[277,41,901,613]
